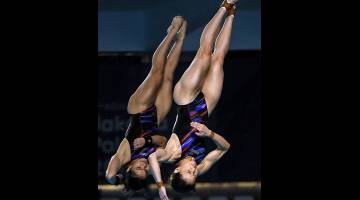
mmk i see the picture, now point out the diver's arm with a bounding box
[149,150,170,200]
[133,135,168,149]
[190,122,230,175]
[105,138,131,184]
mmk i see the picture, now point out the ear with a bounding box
[174,168,180,173]
[145,164,149,170]
[126,166,131,173]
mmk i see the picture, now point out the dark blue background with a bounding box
[98,50,261,184]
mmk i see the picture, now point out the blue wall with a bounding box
[98,11,146,52]
[98,10,260,52]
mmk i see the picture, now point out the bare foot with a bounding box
[177,20,187,40]
[167,16,184,34]
[227,0,239,4]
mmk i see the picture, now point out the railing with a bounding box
[98,182,261,200]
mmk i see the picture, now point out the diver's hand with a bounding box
[133,137,145,150]
[158,186,169,200]
[191,122,213,138]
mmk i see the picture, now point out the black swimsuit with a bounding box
[125,105,158,161]
[172,92,209,164]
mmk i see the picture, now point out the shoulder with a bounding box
[157,134,181,162]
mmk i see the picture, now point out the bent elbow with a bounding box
[226,143,230,150]
[224,143,230,151]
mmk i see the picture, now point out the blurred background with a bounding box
[98,0,261,199]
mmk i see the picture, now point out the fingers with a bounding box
[191,121,203,126]
[191,122,210,138]
[133,142,141,149]
[194,132,202,136]
[133,138,145,149]
[190,121,198,127]
[159,187,169,200]
[190,122,204,130]
[159,193,169,200]
[161,195,169,200]
[133,141,139,147]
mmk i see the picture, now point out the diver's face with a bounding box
[178,157,198,184]
[130,159,148,179]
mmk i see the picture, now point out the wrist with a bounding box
[156,181,165,189]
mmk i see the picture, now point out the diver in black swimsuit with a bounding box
[105,16,187,192]
[146,1,238,199]
[172,92,209,166]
